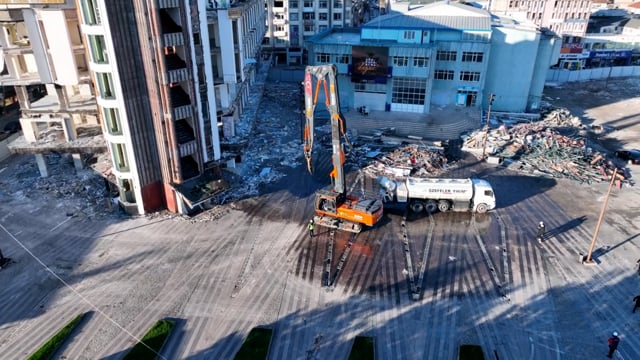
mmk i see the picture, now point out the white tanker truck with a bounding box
[378,176,496,214]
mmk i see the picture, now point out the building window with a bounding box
[392,77,427,105]
[87,35,108,64]
[319,13,328,21]
[119,178,136,203]
[102,107,122,135]
[80,0,101,25]
[333,13,342,21]
[290,13,299,21]
[96,72,115,99]
[413,57,428,67]
[459,71,480,82]
[303,0,313,7]
[462,51,484,62]
[354,82,386,93]
[403,31,415,40]
[319,0,328,8]
[304,24,314,32]
[336,54,350,64]
[462,32,489,41]
[317,53,330,63]
[303,12,315,20]
[290,0,298,8]
[275,25,285,32]
[434,70,454,80]
[334,0,343,6]
[392,56,408,67]
[112,143,129,172]
[436,50,457,61]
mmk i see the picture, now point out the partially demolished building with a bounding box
[1,0,266,215]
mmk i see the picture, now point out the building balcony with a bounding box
[158,0,180,9]
[1,46,33,56]
[167,68,189,84]
[273,18,287,25]
[163,32,184,47]
[0,73,41,86]
[165,54,189,83]
[178,140,197,157]
[170,88,193,120]
[173,104,193,120]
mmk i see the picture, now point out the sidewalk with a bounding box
[344,105,482,141]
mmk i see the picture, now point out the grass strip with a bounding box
[459,344,485,360]
[27,312,86,360]
[348,336,375,360]
[123,319,175,360]
[233,327,273,360]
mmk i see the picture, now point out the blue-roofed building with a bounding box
[304,0,560,114]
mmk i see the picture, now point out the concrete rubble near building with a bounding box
[462,107,631,186]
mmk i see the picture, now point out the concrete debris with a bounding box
[0,153,122,219]
[357,144,451,180]
[464,107,629,185]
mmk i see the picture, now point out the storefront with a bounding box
[586,50,633,68]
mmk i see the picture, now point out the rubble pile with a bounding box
[215,82,303,203]
[0,153,119,219]
[463,107,625,184]
[358,144,451,180]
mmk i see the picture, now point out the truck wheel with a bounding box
[410,201,424,213]
[476,203,488,213]
[438,200,450,212]
[425,200,437,214]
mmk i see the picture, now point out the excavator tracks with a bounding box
[322,230,359,289]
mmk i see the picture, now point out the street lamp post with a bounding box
[584,168,618,264]
[481,93,494,160]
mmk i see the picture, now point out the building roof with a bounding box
[624,17,640,29]
[587,15,629,33]
[364,1,491,31]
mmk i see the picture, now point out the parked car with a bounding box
[615,149,640,165]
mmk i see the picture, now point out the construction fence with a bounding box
[546,65,640,84]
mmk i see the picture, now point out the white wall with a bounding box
[546,66,640,83]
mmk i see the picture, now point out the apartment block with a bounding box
[0,0,101,179]
[266,0,385,65]
[76,0,266,215]
[2,0,266,215]
[489,0,593,36]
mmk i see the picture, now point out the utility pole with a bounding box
[585,168,618,264]
[481,93,494,159]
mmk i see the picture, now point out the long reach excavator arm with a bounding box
[302,64,383,233]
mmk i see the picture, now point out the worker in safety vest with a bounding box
[308,219,315,238]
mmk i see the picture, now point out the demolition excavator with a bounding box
[303,64,383,233]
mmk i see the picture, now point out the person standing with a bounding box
[536,221,546,243]
[607,332,620,358]
[308,219,315,238]
[633,295,640,313]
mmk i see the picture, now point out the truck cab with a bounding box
[471,179,495,213]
